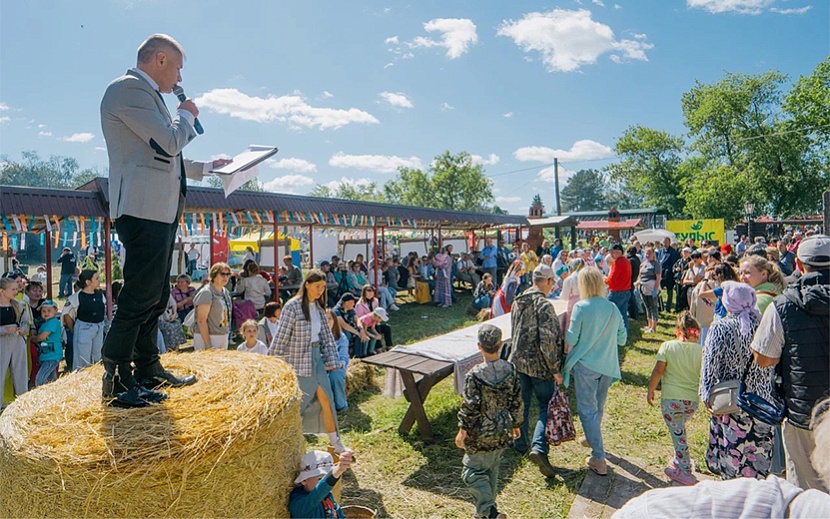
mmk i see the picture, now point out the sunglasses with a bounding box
[219,272,232,277]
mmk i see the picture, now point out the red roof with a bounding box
[576,219,642,230]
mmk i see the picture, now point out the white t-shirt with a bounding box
[237,340,268,355]
[310,303,323,341]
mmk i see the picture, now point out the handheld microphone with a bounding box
[172,85,204,135]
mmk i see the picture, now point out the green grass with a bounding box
[330,293,710,518]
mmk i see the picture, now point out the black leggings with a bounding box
[376,323,393,347]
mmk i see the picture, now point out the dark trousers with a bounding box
[661,278,676,311]
[102,214,178,374]
[377,322,393,348]
[676,285,690,313]
[628,288,639,320]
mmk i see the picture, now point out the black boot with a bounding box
[136,360,197,389]
[102,362,167,407]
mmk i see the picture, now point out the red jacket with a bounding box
[606,256,632,292]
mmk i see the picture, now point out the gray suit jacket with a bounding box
[101,70,205,224]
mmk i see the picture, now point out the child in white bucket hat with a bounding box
[289,449,354,518]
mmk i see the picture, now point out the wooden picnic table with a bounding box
[362,299,568,443]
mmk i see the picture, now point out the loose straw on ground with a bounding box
[346,361,375,396]
[0,350,304,518]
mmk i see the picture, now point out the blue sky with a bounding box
[1,0,826,215]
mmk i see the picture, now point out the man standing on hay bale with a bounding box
[99,34,232,407]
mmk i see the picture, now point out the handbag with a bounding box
[737,359,786,426]
[545,386,576,446]
[707,379,741,415]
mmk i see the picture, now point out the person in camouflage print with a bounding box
[508,264,565,478]
[456,324,523,519]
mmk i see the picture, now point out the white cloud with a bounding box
[770,5,812,14]
[496,196,522,203]
[614,3,622,8]
[383,62,395,69]
[686,0,773,14]
[262,174,315,193]
[592,0,606,6]
[497,9,653,72]
[385,36,399,45]
[409,18,478,59]
[0,116,10,125]
[537,164,576,182]
[267,157,317,173]
[379,91,414,108]
[37,123,47,128]
[324,176,375,190]
[503,112,514,118]
[0,102,8,111]
[322,91,334,99]
[329,152,422,173]
[60,132,95,143]
[440,102,455,111]
[195,88,379,131]
[94,147,107,152]
[514,139,613,162]
[37,131,52,137]
[471,153,500,166]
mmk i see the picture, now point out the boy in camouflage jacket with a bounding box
[456,324,523,519]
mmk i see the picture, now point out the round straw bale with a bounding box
[345,360,375,396]
[0,350,304,518]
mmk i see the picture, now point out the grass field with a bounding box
[326,291,710,518]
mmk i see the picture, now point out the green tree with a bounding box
[491,205,508,215]
[0,150,97,189]
[308,181,384,202]
[682,70,826,216]
[531,193,545,210]
[383,167,434,207]
[429,151,493,212]
[560,169,607,212]
[608,126,688,217]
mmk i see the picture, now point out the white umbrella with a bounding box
[632,229,677,244]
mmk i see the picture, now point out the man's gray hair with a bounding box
[136,34,186,65]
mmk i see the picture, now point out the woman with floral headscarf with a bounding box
[699,281,776,480]
[433,245,453,308]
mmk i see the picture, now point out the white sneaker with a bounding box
[390,304,400,311]
[331,437,349,454]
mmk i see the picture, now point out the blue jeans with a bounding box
[608,290,630,338]
[328,368,348,411]
[573,362,613,461]
[73,320,105,370]
[59,273,73,297]
[473,295,491,310]
[516,373,557,456]
[35,359,60,387]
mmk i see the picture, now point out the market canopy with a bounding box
[576,219,643,231]
[527,215,578,228]
[0,177,529,233]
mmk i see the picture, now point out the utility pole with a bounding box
[554,158,562,216]
[553,158,562,240]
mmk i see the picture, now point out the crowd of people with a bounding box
[1,227,827,519]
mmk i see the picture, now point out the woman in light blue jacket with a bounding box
[564,267,627,476]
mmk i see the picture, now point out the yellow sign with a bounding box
[666,219,725,245]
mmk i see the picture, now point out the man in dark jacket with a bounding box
[626,246,641,320]
[508,264,564,477]
[752,234,830,493]
[656,237,680,312]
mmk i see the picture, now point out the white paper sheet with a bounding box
[210,145,278,197]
